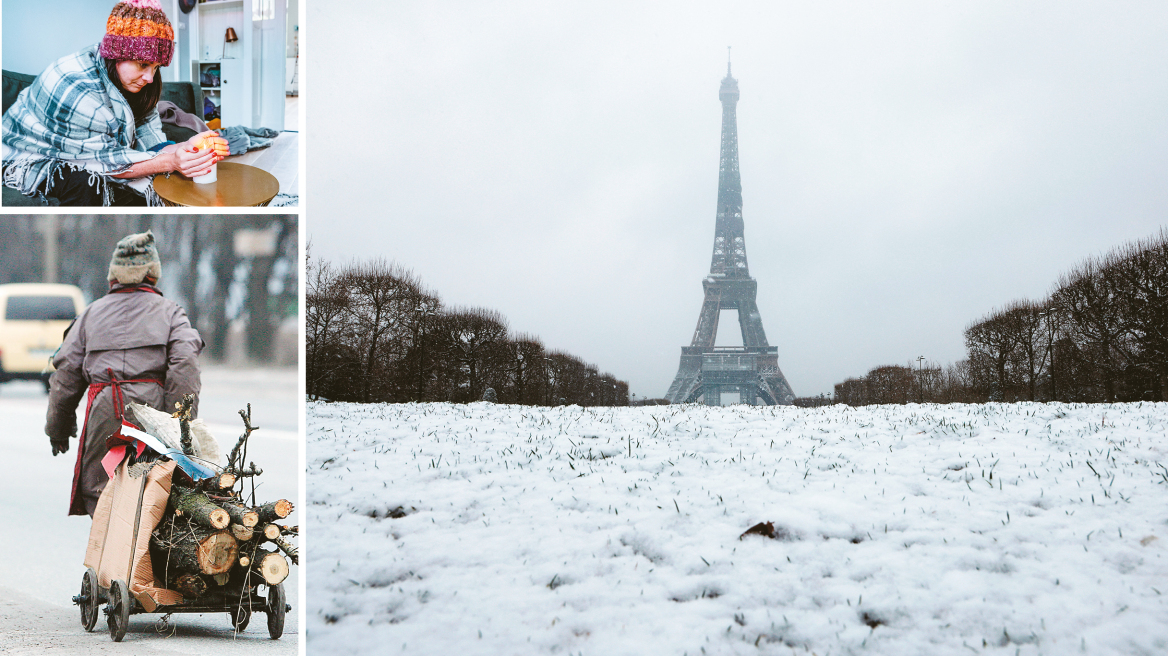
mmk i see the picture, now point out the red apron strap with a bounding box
[67,370,164,516]
[68,382,108,515]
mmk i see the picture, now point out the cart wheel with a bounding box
[265,582,286,639]
[107,579,130,642]
[230,604,252,632]
[77,568,99,632]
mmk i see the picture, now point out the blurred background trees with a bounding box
[306,248,629,406]
[831,228,1168,405]
[0,215,298,366]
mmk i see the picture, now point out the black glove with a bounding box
[50,435,70,456]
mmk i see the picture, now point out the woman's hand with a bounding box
[186,130,230,159]
[110,129,230,179]
[175,144,217,178]
[177,130,229,178]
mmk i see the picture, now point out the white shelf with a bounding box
[180,0,286,129]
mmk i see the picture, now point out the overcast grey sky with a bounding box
[309,2,1168,399]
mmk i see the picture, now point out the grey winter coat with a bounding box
[45,283,203,516]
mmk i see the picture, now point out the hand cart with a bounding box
[74,565,286,641]
[72,402,293,642]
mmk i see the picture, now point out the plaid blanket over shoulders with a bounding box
[2,44,167,205]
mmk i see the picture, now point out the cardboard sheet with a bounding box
[84,459,183,611]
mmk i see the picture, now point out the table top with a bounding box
[152,162,280,207]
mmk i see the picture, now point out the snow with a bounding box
[307,401,1168,655]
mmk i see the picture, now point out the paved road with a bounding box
[0,366,300,654]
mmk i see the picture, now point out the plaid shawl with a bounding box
[1,45,167,205]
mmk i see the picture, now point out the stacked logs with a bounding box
[147,399,297,600]
[150,482,296,599]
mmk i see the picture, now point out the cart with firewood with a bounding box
[72,397,297,642]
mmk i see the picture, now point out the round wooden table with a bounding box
[152,162,280,207]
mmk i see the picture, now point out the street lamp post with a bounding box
[1039,310,1056,401]
[414,306,434,401]
[543,356,553,406]
[916,355,926,403]
[515,349,525,404]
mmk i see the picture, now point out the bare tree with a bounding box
[865,365,914,404]
[302,253,631,406]
[342,259,424,402]
[500,333,547,405]
[834,377,866,406]
[965,304,1029,401]
[1105,230,1168,400]
[1051,259,1133,401]
[1004,301,1048,402]
[911,359,945,403]
[433,307,509,403]
[399,291,443,402]
[305,243,351,399]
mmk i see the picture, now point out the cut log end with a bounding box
[263,524,281,541]
[255,552,290,585]
[239,555,250,567]
[218,473,237,489]
[196,531,239,575]
[173,486,231,530]
[172,573,207,599]
[258,499,294,523]
[224,503,260,528]
[231,523,255,542]
[209,508,230,530]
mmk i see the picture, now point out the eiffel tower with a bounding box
[664,60,795,406]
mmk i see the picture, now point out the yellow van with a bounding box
[0,283,86,391]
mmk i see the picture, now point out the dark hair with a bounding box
[103,58,162,125]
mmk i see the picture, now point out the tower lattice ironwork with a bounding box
[664,62,795,406]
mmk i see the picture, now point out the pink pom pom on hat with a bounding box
[99,0,175,66]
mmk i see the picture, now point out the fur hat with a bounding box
[99,0,175,66]
[108,230,162,285]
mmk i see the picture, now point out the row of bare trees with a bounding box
[833,361,980,405]
[834,229,1168,405]
[307,251,629,406]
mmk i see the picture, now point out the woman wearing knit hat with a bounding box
[45,230,204,516]
[2,0,230,206]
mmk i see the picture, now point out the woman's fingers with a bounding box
[185,130,223,152]
[174,132,228,176]
[208,137,230,156]
[188,157,216,175]
[179,147,216,176]
[189,135,230,157]
[189,148,215,165]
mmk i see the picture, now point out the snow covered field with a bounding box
[307,401,1168,655]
